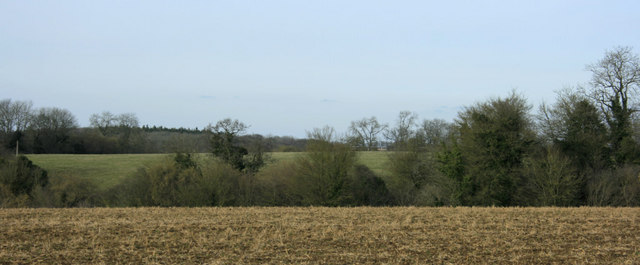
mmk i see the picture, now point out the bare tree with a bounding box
[89,111,144,152]
[0,99,33,150]
[30,107,78,131]
[29,107,78,153]
[90,111,140,134]
[384,111,418,150]
[89,111,117,134]
[116,113,140,128]
[0,99,12,136]
[306,126,336,143]
[525,147,581,206]
[419,119,451,146]
[587,47,640,116]
[349,117,387,151]
[586,46,640,163]
[0,99,33,135]
[587,165,640,206]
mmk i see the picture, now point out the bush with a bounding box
[107,154,207,206]
[388,148,451,206]
[587,164,640,206]
[47,175,100,207]
[0,155,48,207]
[105,167,153,206]
[350,165,393,206]
[0,186,30,207]
[199,159,243,206]
[388,151,431,190]
[254,161,302,206]
[523,147,582,206]
[296,140,357,206]
[105,154,248,207]
[451,93,536,206]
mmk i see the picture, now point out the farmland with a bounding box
[1,207,639,264]
[25,154,168,190]
[26,152,390,190]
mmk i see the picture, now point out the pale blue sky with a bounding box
[1,1,639,137]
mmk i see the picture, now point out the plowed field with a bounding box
[1,207,639,264]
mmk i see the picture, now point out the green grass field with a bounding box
[27,152,390,190]
[26,154,169,189]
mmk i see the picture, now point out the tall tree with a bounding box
[306,126,336,143]
[450,92,536,206]
[89,111,145,153]
[29,107,78,153]
[524,147,581,206]
[348,117,387,151]
[586,46,640,164]
[0,99,33,135]
[89,112,139,134]
[418,119,451,147]
[89,111,117,135]
[208,118,266,174]
[0,99,33,150]
[297,127,357,206]
[116,113,139,128]
[539,89,609,173]
[384,111,418,150]
[208,119,249,171]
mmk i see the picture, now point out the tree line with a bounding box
[0,107,307,155]
[1,46,640,207]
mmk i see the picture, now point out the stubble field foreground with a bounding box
[1,207,639,264]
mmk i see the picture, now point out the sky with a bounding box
[1,1,639,138]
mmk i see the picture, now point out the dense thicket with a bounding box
[2,46,640,207]
[0,155,48,207]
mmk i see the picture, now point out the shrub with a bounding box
[350,165,393,206]
[254,161,302,206]
[0,155,48,207]
[388,148,451,206]
[105,167,153,207]
[523,147,582,206]
[199,159,243,206]
[105,154,247,207]
[587,164,640,206]
[296,140,357,206]
[47,175,100,207]
[107,154,205,206]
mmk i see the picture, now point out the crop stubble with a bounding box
[1,207,639,264]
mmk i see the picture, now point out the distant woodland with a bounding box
[0,108,307,154]
[2,46,640,207]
